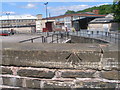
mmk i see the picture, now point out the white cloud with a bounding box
[0,11,16,14]
[21,3,37,9]
[95,3,110,7]
[2,0,113,2]
[48,4,91,16]
[48,3,111,16]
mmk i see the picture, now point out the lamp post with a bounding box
[44,2,48,32]
[44,2,48,19]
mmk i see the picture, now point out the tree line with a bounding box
[65,4,113,15]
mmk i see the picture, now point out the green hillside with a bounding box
[65,4,113,15]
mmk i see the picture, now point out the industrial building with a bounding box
[42,10,106,32]
[0,14,37,33]
[0,10,107,33]
[88,14,119,31]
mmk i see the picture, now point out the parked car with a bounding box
[0,30,11,36]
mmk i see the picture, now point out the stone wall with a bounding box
[0,43,120,89]
[71,36,109,43]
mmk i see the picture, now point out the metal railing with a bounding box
[18,30,120,44]
[19,31,70,43]
[69,30,120,44]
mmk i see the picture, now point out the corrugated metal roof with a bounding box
[89,17,114,23]
[0,15,37,20]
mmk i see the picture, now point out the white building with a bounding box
[0,14,42,33]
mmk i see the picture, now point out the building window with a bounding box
[64,17,71,22]
[56,18,64,22]
[18,20,20,22]
[65,23,71,29]
[73,16,79,20]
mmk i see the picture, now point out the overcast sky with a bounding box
[1,0,113,18]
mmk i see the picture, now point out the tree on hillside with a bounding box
[64,5,113,15]
[65,10,76,15]
[113,0,120,22]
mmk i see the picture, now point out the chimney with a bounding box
[93,10,99,14]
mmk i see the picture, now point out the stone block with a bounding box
[101,70,120,80]
[17,68,55,78]
[25,79,41,89]
[1,85,21,90]
[75,80,118,88]
[84,81,117,88]
[103,51,119,62]
[102,59,119,70]
[1,67,13,74]
[77,51,101,62]
[43,80,73,89]
[2,76,22,87]
[2,49,101,69]
[2,50,72,69]
[59,70,96,78]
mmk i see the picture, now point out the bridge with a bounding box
[69,30,120,44]
[17,30,120,45]
[1,30,120,89]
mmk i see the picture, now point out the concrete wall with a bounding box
[1,43,119,89]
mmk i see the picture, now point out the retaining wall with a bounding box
[71,36,109,43]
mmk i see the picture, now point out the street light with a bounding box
[44,2,49,32]
[44,2,48,19]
